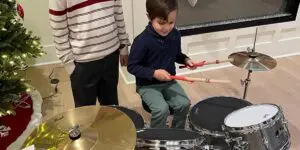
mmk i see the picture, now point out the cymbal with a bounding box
[22,106,136,150]
[228,51,277,71]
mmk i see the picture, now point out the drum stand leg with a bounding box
[241,70,252,100]
[241,27,259,100]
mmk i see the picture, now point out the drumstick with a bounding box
[169,75,231,84]
[179,58,234,69]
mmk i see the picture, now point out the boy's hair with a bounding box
[146,0,178,21]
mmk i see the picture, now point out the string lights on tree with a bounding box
[0,0,45,117]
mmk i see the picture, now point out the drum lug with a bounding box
[225,137,231,143]
[278,105,284,111]
[233,137,243,143]
[233,142,248,150]
[199,130,206,135]
[221,125,226,131]
[263,137,269,149]
[227,136,248,150]
[221,125,229,136]
[225,136,242,143]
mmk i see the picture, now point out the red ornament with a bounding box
[17,4,24,19]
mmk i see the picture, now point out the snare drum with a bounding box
[109,105,145,129]
[189,96,252,149]
[223,104,291,150]
[135,128,204,149]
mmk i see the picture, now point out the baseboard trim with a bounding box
[273,52,300,59]
[31,60,61,67]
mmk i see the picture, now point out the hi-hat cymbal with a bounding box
[22,106,136,150]
[228,51,277,71]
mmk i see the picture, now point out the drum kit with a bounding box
[20,100,291,150]
[21,28,290,150]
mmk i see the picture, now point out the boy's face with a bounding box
[151,10,177,37]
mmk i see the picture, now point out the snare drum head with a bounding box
[189,96,252,132]
[224,104,279,127]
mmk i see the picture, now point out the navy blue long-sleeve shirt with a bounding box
[127,22,189,86]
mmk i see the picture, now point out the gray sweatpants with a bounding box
[137,81,190,129]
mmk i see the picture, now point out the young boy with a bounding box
[49,0,130,107]
[127,0,196,129]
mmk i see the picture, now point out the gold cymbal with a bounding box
[22,106,136,150]
[228,51,277,71]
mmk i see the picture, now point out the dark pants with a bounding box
[137,81,190,129]
[70,50,119,107]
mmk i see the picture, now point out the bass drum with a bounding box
[188,96,252,149]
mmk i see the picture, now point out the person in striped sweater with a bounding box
[49,0,130,107]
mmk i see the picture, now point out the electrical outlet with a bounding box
[50,79,59,84]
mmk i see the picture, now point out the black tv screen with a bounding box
[177,0,300,36]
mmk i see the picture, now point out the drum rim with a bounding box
[136,128,205,148]
[136,138,204,148]
[224,103,279,126]
[192,96,252,106]
[223,103,284,133]
[282,139,292,150]
[201,144,228,150]
[136,128,204,140]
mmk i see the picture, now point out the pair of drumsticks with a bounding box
[170,58,234,84]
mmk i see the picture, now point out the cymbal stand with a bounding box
[241,69,252,99]
[241,27,258,100]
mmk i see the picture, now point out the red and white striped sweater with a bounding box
[49,0,130,74]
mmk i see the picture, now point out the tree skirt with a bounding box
[0,94,33,149]
[0,87,43,150]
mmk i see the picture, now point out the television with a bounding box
[177,0,300,36]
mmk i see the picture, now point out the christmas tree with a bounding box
[0,0,45,117]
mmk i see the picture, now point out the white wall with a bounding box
[17,0,134,66]
[16,0,59,65]
[19,0,300,84]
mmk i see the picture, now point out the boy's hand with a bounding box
[185,58,197,70]
[153,69,172,81]
[120,55,128,66]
